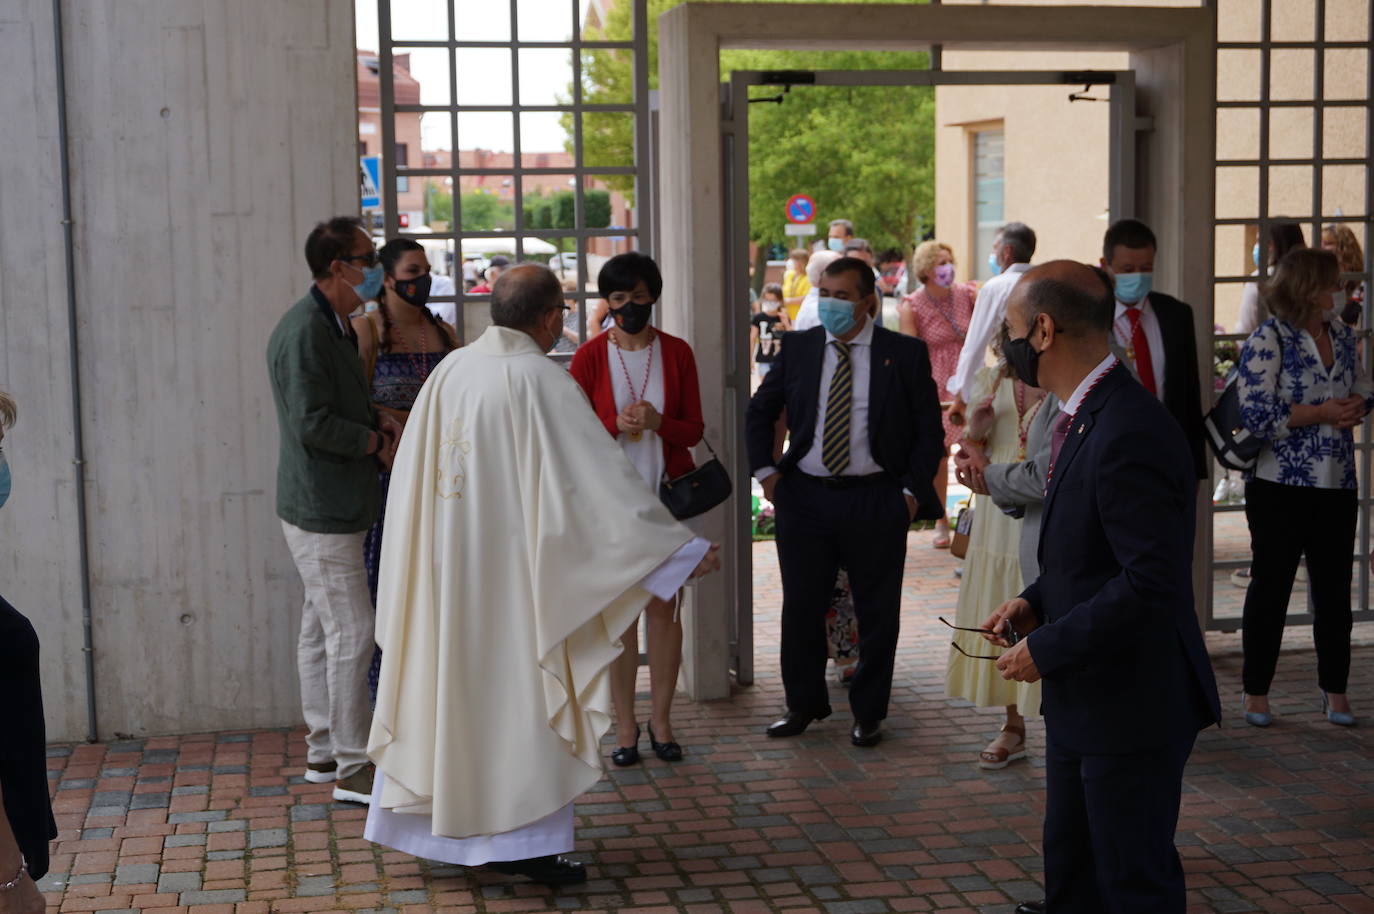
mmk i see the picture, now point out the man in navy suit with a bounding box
[747,257,945,747]
[982,261,1221,914]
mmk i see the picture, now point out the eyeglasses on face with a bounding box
[339,251,379,268]
[938,615,1020,647]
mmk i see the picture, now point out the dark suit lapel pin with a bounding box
[884,358,892,366]
[1077,424,1085,434]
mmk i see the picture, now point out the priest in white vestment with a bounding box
[364,264,718,885]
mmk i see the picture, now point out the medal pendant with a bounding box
[627,430,643,443]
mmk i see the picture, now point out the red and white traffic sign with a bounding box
[785,194,816,224]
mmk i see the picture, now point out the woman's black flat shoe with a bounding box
[611,725,641,767]
[647,724,683,762]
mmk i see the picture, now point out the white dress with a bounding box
[945,367,1044,711]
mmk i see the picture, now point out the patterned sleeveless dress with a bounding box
[364,349,448,700]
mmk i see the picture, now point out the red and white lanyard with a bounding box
[1044,358,1118,492]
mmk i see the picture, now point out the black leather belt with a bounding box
[797,472,894,489]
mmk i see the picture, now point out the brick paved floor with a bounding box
[38,537,1374,914]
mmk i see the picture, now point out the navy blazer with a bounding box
[745,324,946,521]
[1021,363,1221,754]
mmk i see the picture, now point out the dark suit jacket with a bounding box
[746,324,947,520]
[1021,363,1221,754]
[1149,291,1208,479]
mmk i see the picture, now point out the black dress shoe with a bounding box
[1014,900,1045,914]
[850,720,882,747]
[489,855,588,885]
[766,707,832,738]
[647,723,683,762]
[610,725,641,767]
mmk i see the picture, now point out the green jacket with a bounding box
[267,288,379,533]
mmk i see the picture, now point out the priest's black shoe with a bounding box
[1014,900,1045,914]
[766,707,831,738]
[850,720,882,747]
[489,855,588,885]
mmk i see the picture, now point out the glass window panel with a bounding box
[418,180,458,234]
[391,48,452,107]
[1218,49,1262,102]
[456,174,518,231]
[516,0,576,43]
[519,174,578,231]
[1214,225,1252,279]
[393,113,451,170]
[390,1,448,42]
[453,0,510,42]
[1270,49,1316,102]
[1323,49,1369,101]
[1268,107,1314,160]
[1216,0,1262,43]
[1213,280,1247,333]
[1271,0,1316,43]
[519,112,573,167]
[1323,106,1368,160]
[1323,166,1367,217]
[455,49,514,106]
[457,111,514,155]
[581,49,635,105]
[1325,0,1371,42]
[971,128,1005,284]
[518,48,574,106]
[1216,107,1260,162]
[1216,166,1260,219]
[1268,165,1314,216]
[581,111,636,168]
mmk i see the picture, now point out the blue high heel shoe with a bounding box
[1321,692,1356,727]
[1241,692,1272,728]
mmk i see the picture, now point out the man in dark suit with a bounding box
[982,261,1221,914]
[747,257,945,747]
[1100,219,1208,478]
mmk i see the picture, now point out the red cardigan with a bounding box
[569,328,705,480]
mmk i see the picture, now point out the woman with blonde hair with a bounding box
[1237,248,1371,728]
[899,240,976,547]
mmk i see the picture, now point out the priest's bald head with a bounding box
[492,263,566,352]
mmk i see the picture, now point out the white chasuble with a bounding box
[367,325,700,843]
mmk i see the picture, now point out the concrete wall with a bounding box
[0,0,359,742]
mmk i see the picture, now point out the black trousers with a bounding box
[1043,730,1196,914]
[772,472,910,722]
[1241,479,1357,696]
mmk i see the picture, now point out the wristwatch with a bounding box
[0,853,27,891]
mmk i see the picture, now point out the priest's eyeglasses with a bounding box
[940,615,1019,661]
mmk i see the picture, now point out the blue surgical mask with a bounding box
[1252,243,1261,268]
[987,252,1002,276]
[1114,271,1153,304]
[827,237,845,253]
[352,264,385,303]
[0,449,10,510]
[817,296,859,337]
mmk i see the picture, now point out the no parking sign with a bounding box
[785,194,816,224]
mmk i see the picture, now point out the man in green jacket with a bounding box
[267,216,400,805]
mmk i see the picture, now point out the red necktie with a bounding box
[1050,411,1073,466]
[1125,307,1157,397]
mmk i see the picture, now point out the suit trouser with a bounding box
[772,472,909,722]
[1241,479,1357,696]
[281,520,374,779]
[1043,729,1196,914]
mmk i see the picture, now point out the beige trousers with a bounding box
[281,520,374,778]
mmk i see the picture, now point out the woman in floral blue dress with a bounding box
[1237,248,1371,728]
[352,239,457,701]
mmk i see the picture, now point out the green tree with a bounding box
[577,0,934,255]
[459,190,515,232]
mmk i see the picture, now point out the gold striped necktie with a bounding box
[821,340,852,475]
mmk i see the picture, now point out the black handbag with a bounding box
[659,440,733,520]
[1204,372,1263,471]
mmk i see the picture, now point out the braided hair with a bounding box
[376,238,457,353]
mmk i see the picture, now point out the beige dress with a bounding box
[945,367,1044,711]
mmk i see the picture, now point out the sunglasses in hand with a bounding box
[940,615,1019,661]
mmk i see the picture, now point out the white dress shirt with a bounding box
[1112,297,1166,400]
[947,263,1031,402]
[1061,353,1121,419]
[755,318,880,481]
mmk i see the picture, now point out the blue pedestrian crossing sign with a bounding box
[785,194,815,224]
[360,156,381,209]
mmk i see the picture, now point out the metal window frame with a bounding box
[376,0,652,348]
[722,67,1141,686]
[1206,0,1374,631]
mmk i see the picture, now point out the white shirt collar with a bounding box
[825,314,876,347]
[1006,262,1031,275]
[1061,353,1119,417]
[1114,297,1152,317]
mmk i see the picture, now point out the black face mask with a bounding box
[611,301,654,335]
[393,273,433,308]
[1003,329,1042,388]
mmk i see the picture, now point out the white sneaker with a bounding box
[1230,568,1251,588]
[303,760,337,783]
[332,764,375,805]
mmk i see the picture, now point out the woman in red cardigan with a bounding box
[570,252,705,767]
